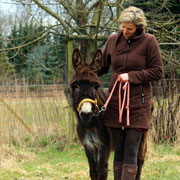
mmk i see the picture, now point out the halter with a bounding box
[77,98,99,116]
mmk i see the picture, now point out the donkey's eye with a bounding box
[92,85,98,92]
[73,85,80,91]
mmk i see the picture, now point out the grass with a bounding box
[0,143,179,180]
[143,143,180,180]
[0,96,69,146]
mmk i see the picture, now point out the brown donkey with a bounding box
[70,48,147,180]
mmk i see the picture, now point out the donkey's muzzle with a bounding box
[79,112,93,121]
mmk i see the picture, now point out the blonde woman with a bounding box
[97,6,164,180]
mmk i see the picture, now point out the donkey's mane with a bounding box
[71,64,101,85]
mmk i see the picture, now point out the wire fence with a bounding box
[0,79,179,145]
[0,83,69,147]
[0,84,66,98]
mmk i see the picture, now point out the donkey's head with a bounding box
[70,48,102,128]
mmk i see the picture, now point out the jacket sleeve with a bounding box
[128,35,164,84]
[97,39,111,77]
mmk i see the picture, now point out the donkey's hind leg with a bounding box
[136,158,144,180]
[136,131,148,180]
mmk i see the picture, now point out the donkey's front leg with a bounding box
[84,146,99,180]
[97,146,110,180]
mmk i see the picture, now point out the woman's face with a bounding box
[121,22,137,39]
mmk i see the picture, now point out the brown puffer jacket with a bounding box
[98,30,164,129]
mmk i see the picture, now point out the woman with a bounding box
[97,6,164,180]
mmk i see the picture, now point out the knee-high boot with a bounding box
[113,162,123,180]
[121,164,137,180]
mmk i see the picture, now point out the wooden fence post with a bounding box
[67,39,75,144]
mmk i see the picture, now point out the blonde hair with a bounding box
[119,6,147,29]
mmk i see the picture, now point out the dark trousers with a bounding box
[110,128,143,165]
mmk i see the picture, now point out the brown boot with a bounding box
[121,164,137,180]
[113,162,123,180]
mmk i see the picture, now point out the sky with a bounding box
[0,0,16,13]
[0,0,58,34]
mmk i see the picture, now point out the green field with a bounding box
[0,143,179,180]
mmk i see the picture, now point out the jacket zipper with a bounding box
[125,53,129,72]
[126,39,131,72]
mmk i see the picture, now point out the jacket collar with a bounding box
[118,29,145,41]
[115,29,145,55]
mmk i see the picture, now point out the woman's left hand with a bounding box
[118,73,129,82]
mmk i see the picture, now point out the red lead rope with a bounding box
[102,76,130,126]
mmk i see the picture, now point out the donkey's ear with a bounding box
[89,49,102,72]
[72,48,84,70]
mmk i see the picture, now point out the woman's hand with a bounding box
[118,73,129,82]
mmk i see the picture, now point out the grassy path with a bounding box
[0,143,179,180]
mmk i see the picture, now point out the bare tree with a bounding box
[1,0,179,66]
[9,0,122,61]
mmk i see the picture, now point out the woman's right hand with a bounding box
[118,73,129,82]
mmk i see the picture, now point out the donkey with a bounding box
[70,48,147,180]
[70,48,111,179]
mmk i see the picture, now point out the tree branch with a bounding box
[31,0,70,34]
[1,31,50,52]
